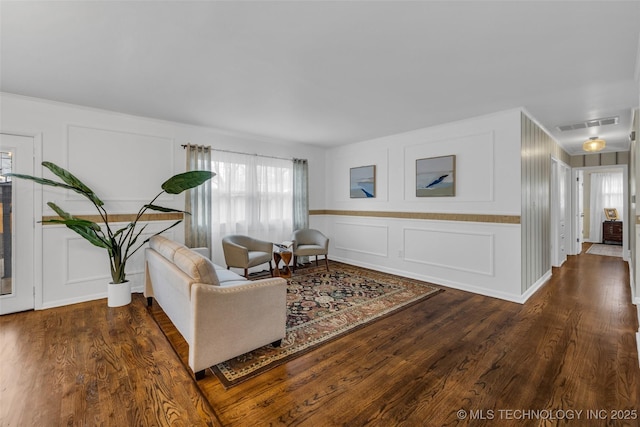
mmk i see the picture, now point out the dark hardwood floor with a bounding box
[1,248,638,426]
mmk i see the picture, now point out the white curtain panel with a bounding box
[211,151,293,265]
[589,172,623,243]
[185,144,213,255]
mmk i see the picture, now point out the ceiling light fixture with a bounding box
[583,136,606,152]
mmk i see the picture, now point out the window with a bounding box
[211,151,293,261]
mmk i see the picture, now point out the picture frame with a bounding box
[350,165,376,198]
[416,155,456,197]
[604,208,619,221]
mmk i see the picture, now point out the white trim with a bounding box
[33,133,43,310]
[402,226,495,276]
[0,131,43,311]
[636,332,640,368]
[333,221,389,257]
[574,164,629,262]
[520,270,552,303]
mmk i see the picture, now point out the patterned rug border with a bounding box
[210,262,443,388]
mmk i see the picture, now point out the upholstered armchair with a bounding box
[291,229,329,272]
[222,235,273,277]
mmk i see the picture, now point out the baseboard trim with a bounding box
[38,286,144,310]
[637,332,640,368]
[520,270,552,303]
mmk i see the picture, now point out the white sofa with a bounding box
[144,235,287,380]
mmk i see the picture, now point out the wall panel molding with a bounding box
[403,131,495,202]
[334,222,389,257]
[62,227,176,285]
[403,227,495,276]
[66,124,175,202]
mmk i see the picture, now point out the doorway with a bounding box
[0,133,37,314]
[572,165,628,260]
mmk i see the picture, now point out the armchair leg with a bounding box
[269,261,273,277]
[293,256,297,272]
[315,255,319,267]
[324,255,329,271]
[244,268,249,278]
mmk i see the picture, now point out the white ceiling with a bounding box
[1,1,639,155]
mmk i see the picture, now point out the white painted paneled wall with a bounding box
[315,109,526,302]
[1,93,325,309]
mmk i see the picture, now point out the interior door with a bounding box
[0,134,35,314]
[551,160,570,267]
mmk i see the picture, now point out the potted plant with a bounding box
[6,161,215,307]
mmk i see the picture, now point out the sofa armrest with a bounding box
[188,277,287,373]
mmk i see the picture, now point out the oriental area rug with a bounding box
[210,262,443,388]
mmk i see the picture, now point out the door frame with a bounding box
[551,157,571,267]
[0,130,43,311]
[571,164,628,260]
[571,169,584,255]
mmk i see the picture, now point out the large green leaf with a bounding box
[47,202,99,228]
[68,224,110,249]
[3,173,78,191]
[42,218,109,248]
[42,217,101,230]
[46,202,108,248]
[42,162,93,194]
[47,201,73,221]
[143,204,191,215]
[43,162,104,207]
[161,171,215,194]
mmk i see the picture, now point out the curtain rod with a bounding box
[181,144,301,162]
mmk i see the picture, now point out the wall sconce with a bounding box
[583,136,606,152]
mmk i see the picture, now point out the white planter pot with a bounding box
[107,281,131,307]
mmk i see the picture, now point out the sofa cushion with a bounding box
[149,235,185,261]
[173,247,220,286]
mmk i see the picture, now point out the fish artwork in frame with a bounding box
[416,155,455,197]
[350,165,376,198]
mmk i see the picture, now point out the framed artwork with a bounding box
[350,165,376,198]
[604,208,619,221]
[416,155,456,197]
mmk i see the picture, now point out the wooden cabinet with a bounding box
[602,221,623,245]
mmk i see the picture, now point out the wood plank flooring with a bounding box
[0,293,221,426]
[1,248,638,426]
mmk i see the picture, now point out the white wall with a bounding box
[314,109,524,302]
[1,93,325,308]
